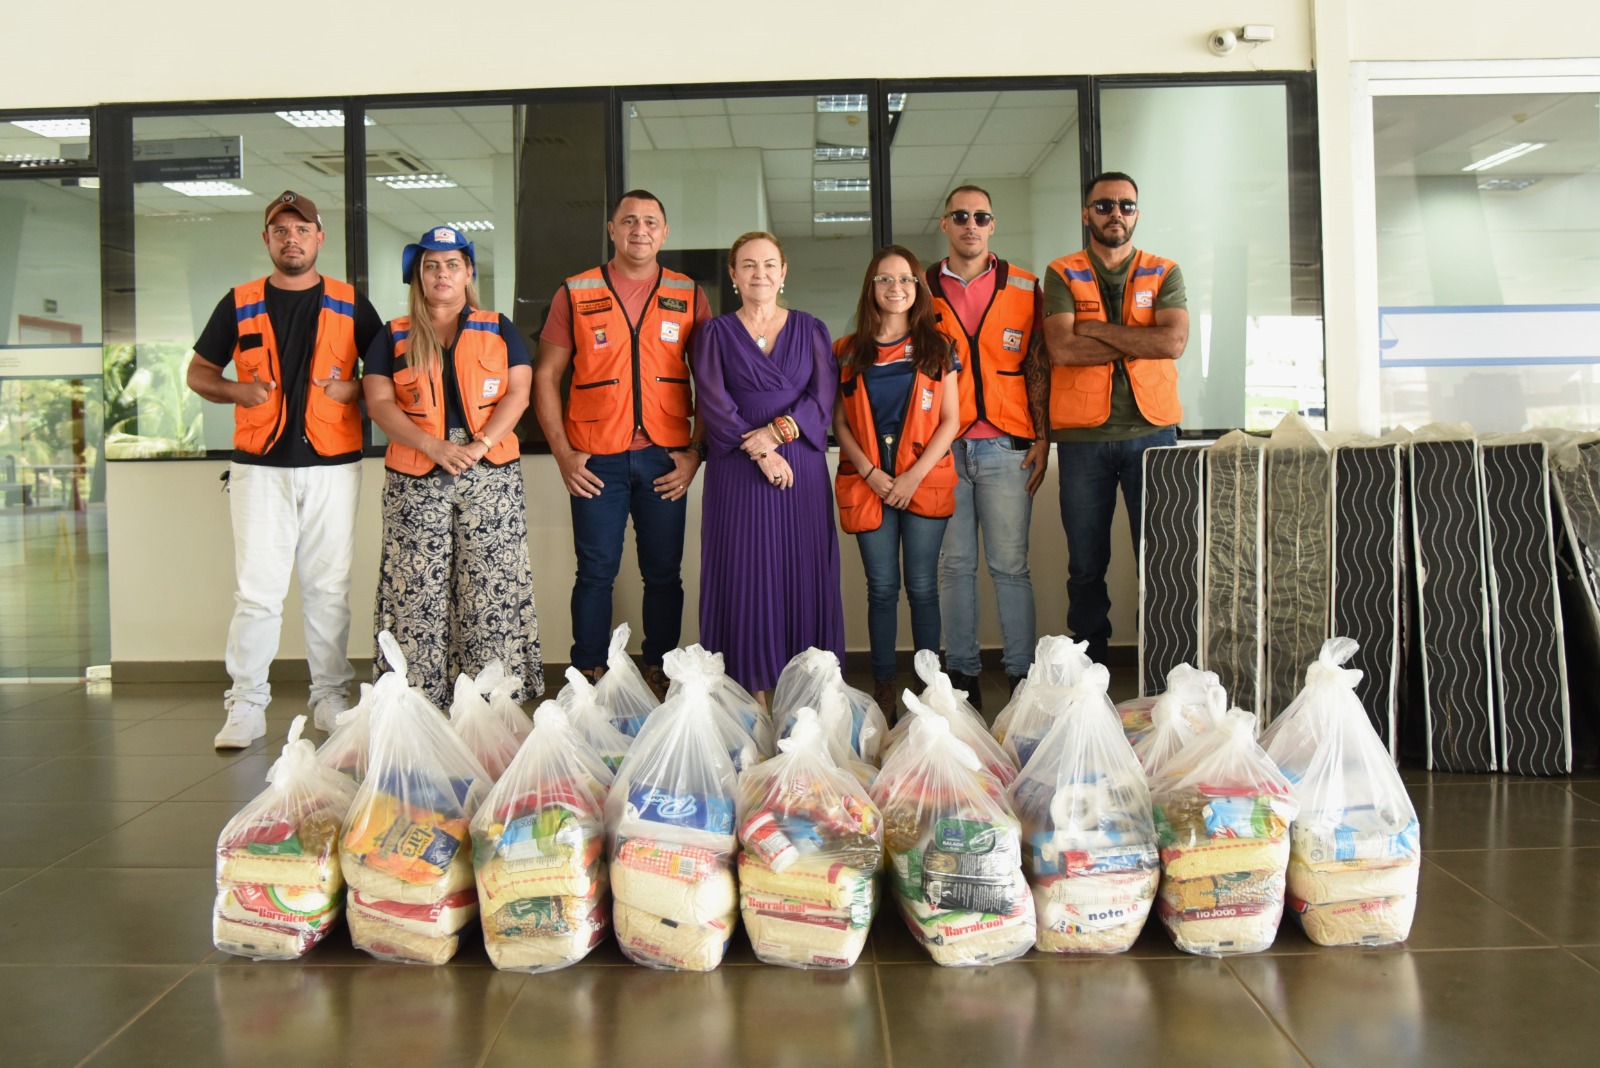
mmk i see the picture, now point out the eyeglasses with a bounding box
[944,210,995,226]
[1089,198,1139,216]
[872,275,919,287]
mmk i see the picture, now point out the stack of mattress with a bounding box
[1204,432,1267,726]
[1263,416,1333,723]
[1139,445,1208,697]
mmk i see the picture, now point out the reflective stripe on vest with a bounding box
[1046,249,1182,430]
[831,334,957,534]
[382,310,519,476]
[229,276,363,456]
[563,265,697,455]
[926,260,1039,439]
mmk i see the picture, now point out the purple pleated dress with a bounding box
[692,311,846,693]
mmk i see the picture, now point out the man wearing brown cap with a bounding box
[187,191,382,747]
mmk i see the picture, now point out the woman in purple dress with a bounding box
[691,231,846,699]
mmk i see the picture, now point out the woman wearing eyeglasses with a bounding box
[363,225,543,707]
[691,230,845,701]
[832,245,961,717]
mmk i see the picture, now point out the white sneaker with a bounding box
[312,693,349,733]
[214,701,266,749]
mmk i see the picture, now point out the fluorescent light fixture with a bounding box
[1461,141,1546,172]
[162,181,254,197]
[814,178,871,192]
[373,172,458,189]
[276,110,375,128]
[814,211,872,223]
[77,176,100,189]
[10,118,90,138]
[816,94,905,113]
[815,143,869,162]
[1478,177,1541,191]
[446,220,495,231]
[3,153,66,165]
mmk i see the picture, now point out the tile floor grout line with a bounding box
[72,958,213,1068]
[1220,956,1318,1067]
[1420,855,1563,946]
[471,972,530,1068]
[872,959,895,1068]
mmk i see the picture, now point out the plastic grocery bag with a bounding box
[448,673,525,783]
[1260,638,1420,946]
[466,659,534,744]
[1134,673,1228,781]
[557,667,634,773]
[316,682,375,782]
[993,636,1093,745]
[1006,665,1157,954]
[870,694,1036,966]
[735,707,882,968]
[771,648,887,764]
[817,685,881,788]
[1115,663,1225,745]
[1150,709,1297,956]
[472,701,614,972]
[664,644,772,764]
[605,665,742,971]
[214,715,360,960]
[996,651,1119,769]
[340,632,493,964]
[591,622,661,736]
[882,651,1018,786]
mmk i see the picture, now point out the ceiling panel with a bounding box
[725,97,815,116]
[764,178,814,203]
[974,107,1075,147]
[643,117,691,151]
[905,92,998,111]
[632,99,729,119]
[761,149,815,179]
[956,142,1049,177]
[889,145,966,178]
[730,113,814,150]
[891,109,989,148]
[683,115,735,150]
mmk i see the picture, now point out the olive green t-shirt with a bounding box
[1043,250,1186,443]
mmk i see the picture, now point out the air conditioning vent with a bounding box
[296,149,431,178]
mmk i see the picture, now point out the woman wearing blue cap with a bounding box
[363,225,543,706]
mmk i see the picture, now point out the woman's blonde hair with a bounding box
[727,230,785,272]
[402,253,481,375]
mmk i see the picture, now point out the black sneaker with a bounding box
[1007,673,1028,695]
[947,671,982,713]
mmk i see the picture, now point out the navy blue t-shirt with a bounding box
[364,311,531,432]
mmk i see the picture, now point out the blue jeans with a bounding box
[569,446,686,670]
[938,436,1036,677]
[1056,427,1177,664]
[855,506,949,682]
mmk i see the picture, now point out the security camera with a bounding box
[1208,28,1238,56]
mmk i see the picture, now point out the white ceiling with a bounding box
[1373,92,1600,184]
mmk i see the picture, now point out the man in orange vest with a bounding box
[926,185,1048,711]
[186,190,382,747]
[532,190,710,696]
[1043,172,1189,666]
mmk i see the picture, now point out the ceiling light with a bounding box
[446,220,495,231]
[815,94,905,113]
[1478,177,1541,191]
[162,181,254,197]
[3,153,67,165]
[276,110,375,128]
[815,144,869,162]
[1461,141,1546,172]
[373,172,458,189]
[814,178,871,192]
[10,118,90,138]
[814,211,872,223]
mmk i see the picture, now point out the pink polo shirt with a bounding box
[938,255,1003,440]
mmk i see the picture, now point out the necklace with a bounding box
[739,309,774,351]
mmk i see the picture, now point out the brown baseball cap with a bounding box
[264,190,322,230]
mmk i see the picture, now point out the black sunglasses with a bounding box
[1089,198,1138,216]
[945,210,995,226]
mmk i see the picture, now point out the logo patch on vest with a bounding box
[327,366,342,380]
[921,387,935,411]
[1002,328,1024,352]
[658,296,688,313]
[575,297,612,316]
[592,327,609,348]
[482,377,501,398]
[1075,300,1101,314]
[1134,290,1154,308]
[660,321,681,344]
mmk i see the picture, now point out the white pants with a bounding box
[224,461,361,708]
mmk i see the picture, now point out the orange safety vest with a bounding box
[382,310,521,476]
[563,265,697,455]
[1047,249,1182,429]
[926,260,1039,439]
[230,277,362,456]
[831,335,957,534]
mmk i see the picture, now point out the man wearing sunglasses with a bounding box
[926,185,1049,709]
[1043,172,1189,667]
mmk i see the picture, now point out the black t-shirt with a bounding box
[364,312,532,432]
[193,280,383,467]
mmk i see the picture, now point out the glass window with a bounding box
[117,109,351,458]
[1373,91,1600,431]
[1099,83,1323,433]
[0,114,92,176]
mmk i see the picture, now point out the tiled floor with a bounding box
[0,507,110,680]
[2,671,1598,1067]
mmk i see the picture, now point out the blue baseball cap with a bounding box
[402,226,476,284]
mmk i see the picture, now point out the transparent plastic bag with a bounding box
[556,667,634,773]
[214,715,360,960]
[664,644,772,764]
[472,702,614,973]
[870,695,1037,966]
[340,632,493,964]
[1150,709,1298,956]
[1114,663,1225,745]
[1259,638,1421,946]
[993,636,1093,745]
[1134,673,1229,781]
[449,672,525,782]
[467,659,534,744]
[317,682,375,782]
[771,647,887,764]
[882,651,1017,786]
[997,655,1119,770]
[591,622,662,736]
[605,666,742,971]
[817,685,881,788]
[735,707,883,968]
[1005,665,1157,954]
